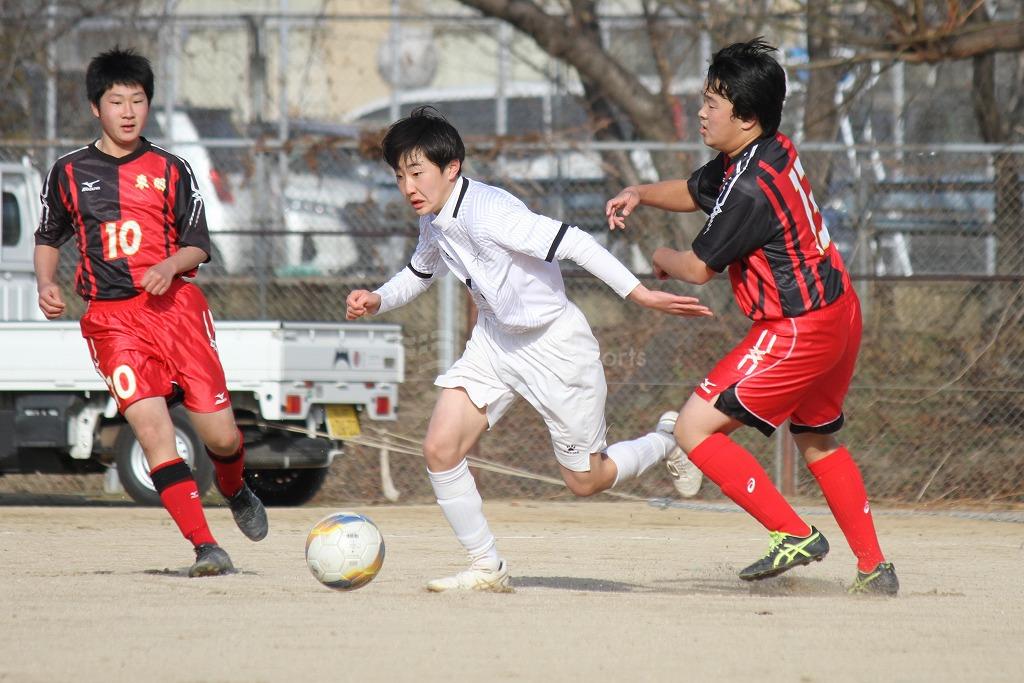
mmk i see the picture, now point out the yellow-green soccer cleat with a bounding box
[849,562,899,596]
[739,526,830,581]
[426,560,514,593]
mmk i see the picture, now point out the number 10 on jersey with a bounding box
[103,220,142,259]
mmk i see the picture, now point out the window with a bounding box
[2,191,21,247]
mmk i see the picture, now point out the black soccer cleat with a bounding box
[739,526,830,581]
[189,543,235,577]
[222,483,269,542]
[849,561,899,596]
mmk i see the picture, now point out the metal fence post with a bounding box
[775,421,797,496]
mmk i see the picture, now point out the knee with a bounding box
[674,418,705,454]
[204,430,240,457]
[422,436,459,472]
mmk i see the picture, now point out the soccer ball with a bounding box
[305,512,385,591]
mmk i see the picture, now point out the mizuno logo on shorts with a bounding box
[737,330,777,376]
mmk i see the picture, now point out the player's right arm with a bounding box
[347,220,445,319]
[606,154,727,230]
[34,164,74,319]
[605,180,698,230]
[34,245,66,319]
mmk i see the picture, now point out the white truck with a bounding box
[0,160,404,506]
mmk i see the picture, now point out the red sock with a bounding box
[808,447,885,572]
[151,458,216,547]
[207,430,245,498]
[689,433,810,536]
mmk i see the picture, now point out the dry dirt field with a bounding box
[1,497,1022,683]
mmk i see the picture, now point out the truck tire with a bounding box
[243,467,328,506]
[114,408,214,506]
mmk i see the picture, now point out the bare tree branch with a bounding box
[454,0,678,141]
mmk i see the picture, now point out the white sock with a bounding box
[428,459,500,569]
[607,432,675,488]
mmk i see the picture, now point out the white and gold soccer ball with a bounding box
[305,512,385,591]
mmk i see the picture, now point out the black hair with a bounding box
[86,47,154,106]
[381,106,465,172]
[706,38,786,137]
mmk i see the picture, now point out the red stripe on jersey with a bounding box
[729,249,783,319]
[758,174,815,312]
[162,163,175,256]
[773,136,832,307]
[795,169,830,304]
[62,165,97,300]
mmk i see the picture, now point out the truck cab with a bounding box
[0,160,43,321]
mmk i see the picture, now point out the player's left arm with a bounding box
[170,156,213,264]
[656,176,771,287]
[651,247,716,285]
[140,246,209,295]
[142,158,213,295]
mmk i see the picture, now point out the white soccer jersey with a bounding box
[375,176,640,334]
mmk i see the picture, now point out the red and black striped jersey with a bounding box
[35,138,212,300]
[688,132,850,321]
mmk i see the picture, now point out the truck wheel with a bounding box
[243,468,328,506]
[114,408,214,506]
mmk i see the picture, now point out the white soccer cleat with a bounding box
[657,410,704,498]
[426,560,514,593]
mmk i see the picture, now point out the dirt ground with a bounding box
[1,497,1022,683]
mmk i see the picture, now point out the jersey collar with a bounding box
[88,136,152,165]
[430,176,469,231]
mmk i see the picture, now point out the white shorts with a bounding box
[435,302,608,472]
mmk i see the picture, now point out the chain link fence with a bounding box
[4,138,1022,506]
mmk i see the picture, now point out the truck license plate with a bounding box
[325,404,361,438]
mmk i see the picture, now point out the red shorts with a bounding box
[696,291,862,436]
[80,280,231,415]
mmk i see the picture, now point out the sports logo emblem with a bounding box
[81,179,101,192]
[737,330,778,376]
[746,477,756,494]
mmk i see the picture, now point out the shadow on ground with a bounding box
[0,492,136,507]
[514,573,849,597]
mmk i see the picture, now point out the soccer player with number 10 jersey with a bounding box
[34,47,268,577]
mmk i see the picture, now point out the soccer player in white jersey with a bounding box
[346,107,712,592]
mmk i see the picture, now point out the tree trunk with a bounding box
[801,0,841,186]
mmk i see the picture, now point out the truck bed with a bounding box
[0,321,404,391]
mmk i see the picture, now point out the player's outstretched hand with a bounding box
[627,284,713,318]
[346,290,382,320]
[605,187,640,231]
[37,283,66,319]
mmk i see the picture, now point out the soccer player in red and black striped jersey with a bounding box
[34,47,268,577]
[606,39,898,595]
